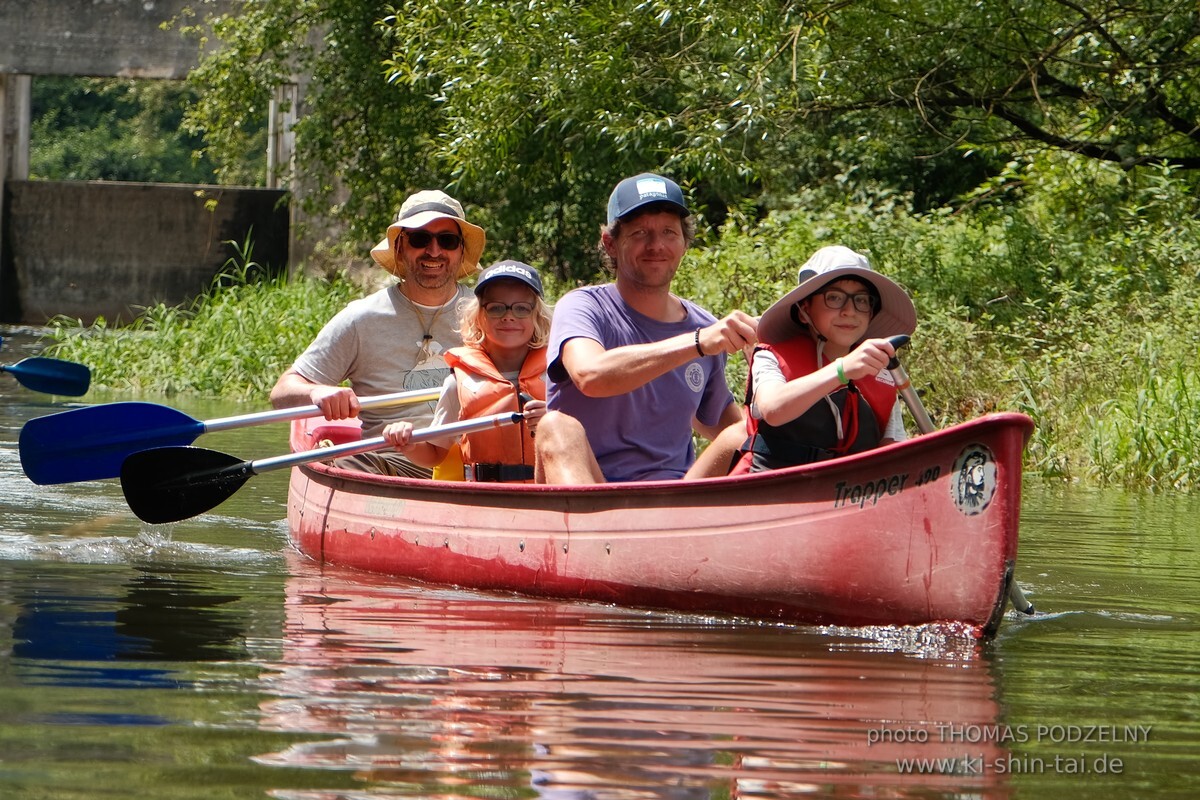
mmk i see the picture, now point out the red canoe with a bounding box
[286,412,1034,636]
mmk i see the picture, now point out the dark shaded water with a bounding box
[2,328,1198,798]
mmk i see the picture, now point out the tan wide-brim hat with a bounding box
[758,245,917,345]
[369,190,486,280]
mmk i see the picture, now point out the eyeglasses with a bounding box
[404,230,463,250]
[483,301,535,319]
[819,289,877,313]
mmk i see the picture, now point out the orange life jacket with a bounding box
[734,335,897,472]
[444,345,546,482]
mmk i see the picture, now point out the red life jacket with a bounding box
[444,345,546,483]
[733,335,897,473]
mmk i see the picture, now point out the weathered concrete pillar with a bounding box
[0,74,32,319]
[0,0,300,323]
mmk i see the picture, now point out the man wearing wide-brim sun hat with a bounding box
[731,244,918,474]
[370,190,486,280]
[270,189,487,479]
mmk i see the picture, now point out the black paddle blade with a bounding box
[121,446,253,524]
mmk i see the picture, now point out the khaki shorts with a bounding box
[332,451,433,479]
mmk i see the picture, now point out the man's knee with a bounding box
[536,410,583,451]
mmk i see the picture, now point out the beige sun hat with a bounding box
[758,245,917,345]
[369,190,486,279]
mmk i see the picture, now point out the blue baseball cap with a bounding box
[606,173,689,224]
[474,260,544,297]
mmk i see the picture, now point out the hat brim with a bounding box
[369,211,486,280]
[758,266,917,345]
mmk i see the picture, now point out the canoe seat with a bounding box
[309,424,362,447]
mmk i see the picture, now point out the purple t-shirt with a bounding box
[546,284,735,482]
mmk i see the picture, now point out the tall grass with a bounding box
[681,154,1200,492]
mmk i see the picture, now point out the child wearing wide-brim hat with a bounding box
[732,245,917,473]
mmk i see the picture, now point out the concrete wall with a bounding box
[0,0,237,78]
[1,181,288,324]
[0,0,297,326]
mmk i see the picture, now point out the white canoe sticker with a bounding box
[951,444,996,516]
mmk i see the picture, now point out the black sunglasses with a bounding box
[404,230,463,250]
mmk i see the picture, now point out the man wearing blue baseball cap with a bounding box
[535,173,759,483]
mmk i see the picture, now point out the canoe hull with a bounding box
[287,413,1033,635]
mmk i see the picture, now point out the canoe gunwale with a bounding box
[296,411,1033,498]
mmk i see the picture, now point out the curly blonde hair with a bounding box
[455,293,553,349]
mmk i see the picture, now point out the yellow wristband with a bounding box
[835,358,848,385]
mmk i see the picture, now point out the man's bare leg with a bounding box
[684,423,746,479]
[534,411,607,484]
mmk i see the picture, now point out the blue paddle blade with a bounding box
[1,356,91,396]
[19,402,205,485]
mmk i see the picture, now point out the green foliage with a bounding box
[45,151,1200,491]
[375,0,822,277]
[35,2,1200,492]
[826,0,1200,170]
[182,1,1200,285]
[182,0,441,241]
[1089,361,1200,492]
[681,153,1200,491]
[30,77,218,183]
[46,243,361,400]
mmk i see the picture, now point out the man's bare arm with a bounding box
[562,311,758,397]
[270,369,360,419]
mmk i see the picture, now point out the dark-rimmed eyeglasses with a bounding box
[819,289,877,313]
[404,230,463,250]
[483,301,535,319]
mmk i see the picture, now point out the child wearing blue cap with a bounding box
[383,260,552,482]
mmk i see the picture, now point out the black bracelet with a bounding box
[694,328,705,357]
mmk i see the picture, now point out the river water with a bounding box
[2,328,1198,799]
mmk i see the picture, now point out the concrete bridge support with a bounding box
[0,0,297,324]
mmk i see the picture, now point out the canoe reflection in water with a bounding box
[254,552,1013,798]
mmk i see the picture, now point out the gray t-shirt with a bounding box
[290,283,472,438]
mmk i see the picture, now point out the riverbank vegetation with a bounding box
[41,2,1200,491]
[48,151,1200,491]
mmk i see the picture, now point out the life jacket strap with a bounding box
[464,462,535,482]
